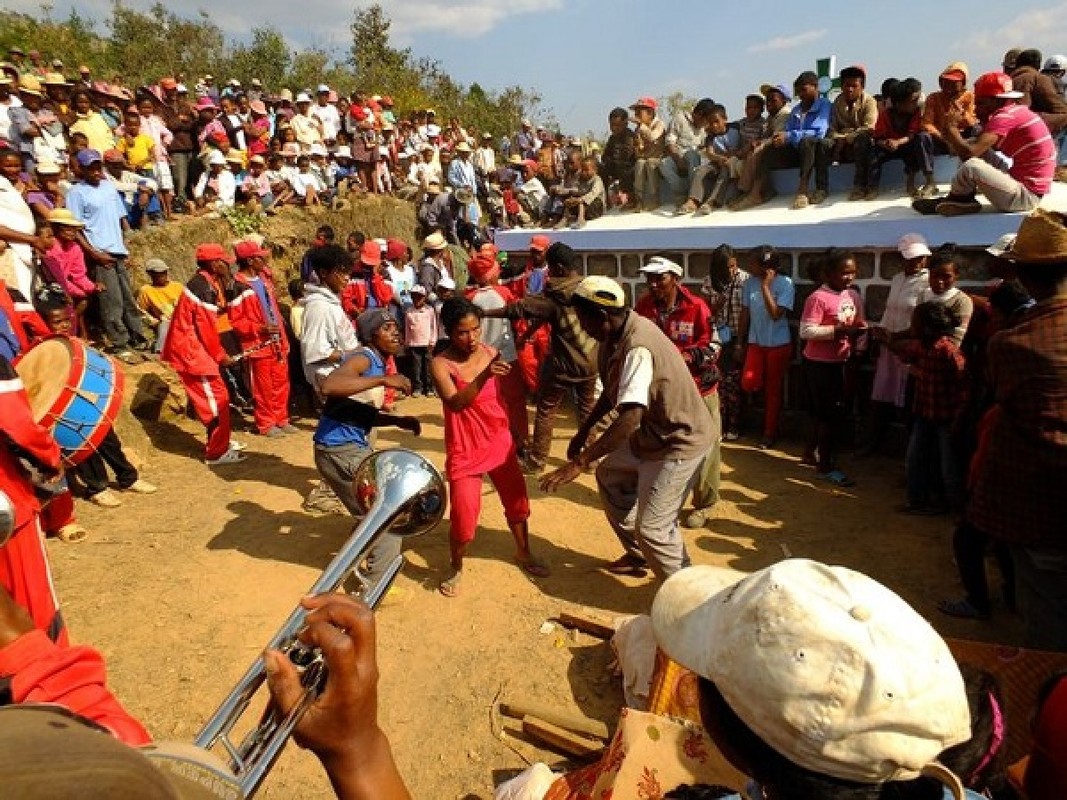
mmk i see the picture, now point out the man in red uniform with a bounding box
[0,353,67,644]
[501,234,552,395]
[635,256,722,528]
[228,239,294,438]
[162,242,244,465]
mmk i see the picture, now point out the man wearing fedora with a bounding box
[968,209,1067,651]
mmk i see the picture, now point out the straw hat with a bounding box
[47,209,85,228]
[1005,208,1067,264]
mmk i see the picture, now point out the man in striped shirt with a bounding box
[935,71,1055,216]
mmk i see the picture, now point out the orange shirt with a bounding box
[921,90,977,139]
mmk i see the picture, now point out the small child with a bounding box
[39,212,96,335]
[116,111,158,175]
[404,285,438,395]
[37,296,157,507]
[136,258,183,352]
[678,104,741,215]
[630,96,666,211]
[892,301,967,514]
[290,155,325,205]
[738,94,767,151]
[558,156,606,229]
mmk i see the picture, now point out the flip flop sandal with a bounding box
[603,555,648,576]
[519,559,550,578]
[438,569,462,598]
[820,469,856,488]
[55,523,88,543]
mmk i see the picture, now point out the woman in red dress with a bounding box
[430,297,549,597]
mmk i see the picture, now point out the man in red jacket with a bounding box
[161,242,244,465]
[635,256,722,529]
[228,239,294,437]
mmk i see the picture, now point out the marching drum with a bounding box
[15,336,125,467]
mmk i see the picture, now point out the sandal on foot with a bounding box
[819,469,855,487]
[439,569,462,598]
[937,598,990,620]
[603,554,648,576]
[55,523,88,543]
[519,559,550,578]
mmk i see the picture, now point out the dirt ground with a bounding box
[49,374,1021,800]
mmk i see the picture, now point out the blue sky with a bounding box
[13,0,1067,135]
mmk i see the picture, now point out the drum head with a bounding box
[15,338,73,421]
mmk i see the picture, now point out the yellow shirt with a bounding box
[137,281,183,323]
[119,134,156,171]
[70,113,115,154]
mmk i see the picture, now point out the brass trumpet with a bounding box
[195,448,446,796]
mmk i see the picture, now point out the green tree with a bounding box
[226,26,291,89]
[349,3,412,89]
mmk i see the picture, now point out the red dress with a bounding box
[442,345,513,481]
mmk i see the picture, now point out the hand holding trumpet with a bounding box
[264,593,411,800]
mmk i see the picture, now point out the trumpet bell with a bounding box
[351,448,445,535]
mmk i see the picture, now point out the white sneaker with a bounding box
[88,488,123,508]
[206,448,247,466]
[124,479,158,494]
[228,440,247,452]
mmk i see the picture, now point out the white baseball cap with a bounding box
[295,92,311,104]
[640,256,684,277]
[316,83,329,93]
[651,559,971,786]
[897,233,932,260]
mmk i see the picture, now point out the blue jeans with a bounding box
[905,417,961,510]
[659,149,702,202]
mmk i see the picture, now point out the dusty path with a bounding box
[51,391,1018,799]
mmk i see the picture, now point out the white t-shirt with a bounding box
[616,347,653,407]
[312,103,342,141]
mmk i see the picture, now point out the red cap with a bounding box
[630,96,658,110]
[529,234,551,252]
[234,240,269,260]
[384,238,407,260]
[940,69,966,82]
[160,77,177,90]
[973,72,1023,99]
[360,240,382,267]
[195,242,234,263]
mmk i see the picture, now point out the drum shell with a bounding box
[15,336,126,468]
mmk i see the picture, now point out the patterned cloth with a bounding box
[910,336,967,423]
[969,297,1067,548]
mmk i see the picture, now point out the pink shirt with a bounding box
[404,304,438,348]
[984,104,1056,195]
[800,285,863,362]
[43,240,95,298]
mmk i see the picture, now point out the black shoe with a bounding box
[911,197,942,215]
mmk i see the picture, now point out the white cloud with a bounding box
[387,0,562,39]
[746,29,827,54]
[4,0,561,47]
[955,3,1067,60]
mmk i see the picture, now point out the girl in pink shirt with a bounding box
[38,215,97,335]
[798,248,866,485]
